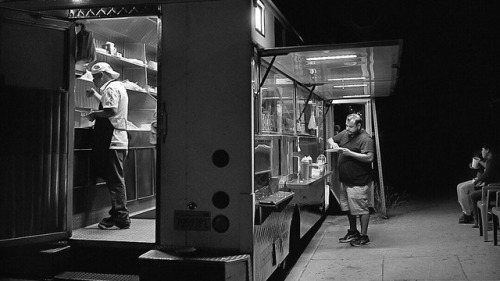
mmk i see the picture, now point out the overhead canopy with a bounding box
[258,40,402,100]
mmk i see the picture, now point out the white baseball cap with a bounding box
[90,62,120,79]
[77,70,94,82]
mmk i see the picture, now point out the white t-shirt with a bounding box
[100,80,128,149]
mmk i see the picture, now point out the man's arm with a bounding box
[85,108,116,121]
[341,149,374,163]
[86,88,102,101]
[475,157,499,184]
[327,131,344,148]
[327,138,339,149]
[85,87,120,121]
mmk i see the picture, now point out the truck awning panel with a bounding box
[258,40,402,100]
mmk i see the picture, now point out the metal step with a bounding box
[0,277,40,281]
[139,249,252,281]
[0,241,71,279]
[54,272,139,281]
[67,219,154,275]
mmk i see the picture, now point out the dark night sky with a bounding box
[272,0,500,197]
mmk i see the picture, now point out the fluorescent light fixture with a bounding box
[276,78,293,85]
[328,77,366,81]
[333,84,367,88]
[342,95,370,98]
[306,54,357,61]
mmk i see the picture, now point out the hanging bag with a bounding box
[76,24,97,63]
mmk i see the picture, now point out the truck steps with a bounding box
[139,249,251,281]
[0,241,71,279]
[54,272,139,281]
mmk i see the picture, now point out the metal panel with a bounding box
[253,205,293,281]
[0,8,73,245]
[0,87,70,242]
[68,5,159,19]
[159,0,254,250]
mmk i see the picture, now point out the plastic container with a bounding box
[301,158,310,180]
[317,154,326,165]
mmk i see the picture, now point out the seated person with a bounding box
[469,143,500,227]
[456,146,487,223]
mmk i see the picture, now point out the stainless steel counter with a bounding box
[286,171,333,189]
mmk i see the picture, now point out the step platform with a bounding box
[0,241,71,279]
[54,272,139,281]
[139,249,251,281]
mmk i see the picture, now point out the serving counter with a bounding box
[285,171,332,239]
[286,171,332,206]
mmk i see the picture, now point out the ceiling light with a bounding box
[328,77,366,81]
[342,95,370,98]
[276,78,293,85]
[333,84,367,88]
[305,54,357,61]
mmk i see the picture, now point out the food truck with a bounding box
[0,0,401,280]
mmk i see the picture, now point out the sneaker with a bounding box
[115,220,131,229]
[350,235,370,246]
[98,217,130,229]
[339,230,360,243]
[98,217,115,229]
[458,213,474,224]
[94,177,107,186]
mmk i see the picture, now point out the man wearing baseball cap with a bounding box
[85,62,131,229]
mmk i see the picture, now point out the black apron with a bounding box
[91,103,114,180]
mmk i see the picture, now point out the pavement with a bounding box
[283,196,500,281]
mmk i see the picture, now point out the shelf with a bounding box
[146,67,158,73]
[255,191,294,225]
[262,97,293,100]
[254,169,271,176]
[256,191,294,207]
[96,48,156,72]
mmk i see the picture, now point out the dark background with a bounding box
[272,0,500,199]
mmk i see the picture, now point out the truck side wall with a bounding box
[159,0,254,252]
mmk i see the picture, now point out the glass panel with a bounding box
[296,85,319,136]
[260,41,402,99]
[279,85,295,134]
[260,68,295,134]
[316,101,324,144]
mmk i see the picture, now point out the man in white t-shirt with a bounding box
[85,62,130,229]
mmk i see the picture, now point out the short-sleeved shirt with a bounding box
[477,155,500,184]
[333,129,374,185]
[100,80,128,149]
